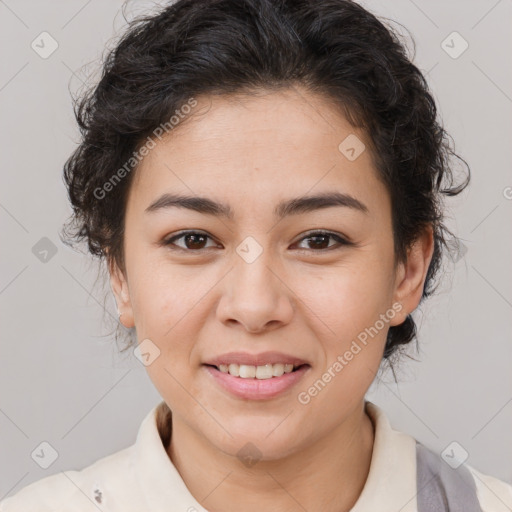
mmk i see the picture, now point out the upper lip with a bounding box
[203,351,310,367]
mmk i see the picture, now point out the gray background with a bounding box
[1,0,511,500]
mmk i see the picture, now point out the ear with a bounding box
[109,260,135,329]
[389,225,435,327]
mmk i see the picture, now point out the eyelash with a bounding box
[161,230,352,254]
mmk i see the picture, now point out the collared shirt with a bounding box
[1,400,511,511]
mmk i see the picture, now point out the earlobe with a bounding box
[390,226,434,327]
[109,262,135,328]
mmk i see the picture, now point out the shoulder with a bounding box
[366,401,512,511]
[466,464,512,512]
[415,440,512,511]
[0,445,139,512]
[0,404,164,511]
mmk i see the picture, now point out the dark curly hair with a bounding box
[60,0,470,365]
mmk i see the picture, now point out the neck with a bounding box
[167,401,375,512]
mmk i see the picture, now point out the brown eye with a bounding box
[294,231,351,252]
[163,231,218,251]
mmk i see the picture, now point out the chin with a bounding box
[205,419,307,461]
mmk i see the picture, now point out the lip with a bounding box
[203,351,309,367]
[203,364,310,400]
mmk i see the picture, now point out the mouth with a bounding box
[203,363,311,400]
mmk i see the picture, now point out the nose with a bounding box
[216,247,294,334]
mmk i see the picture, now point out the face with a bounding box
[110,87,433,459]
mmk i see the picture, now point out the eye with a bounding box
[162,230,219,252]
[293,231,351,252]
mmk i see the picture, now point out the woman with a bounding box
[2,0,511,510]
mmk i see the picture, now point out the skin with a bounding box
[110,87,434,512]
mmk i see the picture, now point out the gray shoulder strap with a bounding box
[416,441,483,512]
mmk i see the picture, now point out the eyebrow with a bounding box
[144,191,369,219]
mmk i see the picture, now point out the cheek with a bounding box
[295,270,389,425]
[293,263,393,343]
[126,249,188,327]
[132,268,205,406]
[132,275,193,342]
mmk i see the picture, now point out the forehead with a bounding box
[127,87,387,218]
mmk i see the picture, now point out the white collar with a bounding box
[133,400,418,511]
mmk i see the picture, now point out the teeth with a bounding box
[216,363,299,379]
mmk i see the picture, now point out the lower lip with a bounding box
[203,365,310,400]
